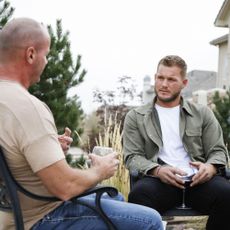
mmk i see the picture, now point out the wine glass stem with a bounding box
[182,188,186,208]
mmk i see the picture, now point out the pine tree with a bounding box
[29,19,86,145]
[0,0,14,27]
[212,90,230,152]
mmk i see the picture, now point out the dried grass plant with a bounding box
[95,112,130,200]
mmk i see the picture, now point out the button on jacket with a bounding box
[123,98,228,175]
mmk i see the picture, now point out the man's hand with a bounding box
[190,162,217,187]
[154,166,187,189]
[58,127,73,155]
[89,152,120,180]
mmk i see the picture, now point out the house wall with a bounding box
[217,42,228,88]
[227,21,230,89]
[226,22,230,89]
[213,0,230,90]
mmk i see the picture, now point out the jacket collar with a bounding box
[180,97,193,117]
[134,96,193,117]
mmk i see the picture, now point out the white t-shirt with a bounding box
[155,104,194,174]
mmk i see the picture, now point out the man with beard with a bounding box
[123,55,230,230]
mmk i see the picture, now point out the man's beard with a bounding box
[155,89,181,103]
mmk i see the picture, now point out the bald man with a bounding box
[0,18,163,230]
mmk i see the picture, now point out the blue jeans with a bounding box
[32,193,163,230]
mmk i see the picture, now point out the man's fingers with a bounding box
[164,173,184,189]
[88,153,97,159]
[113,152,119,158]
[159,168,185,189]
[174,167,187,176]
[105,151,119,159]
[191,167,206,186]
[189,161,200,168]
[172,180,185,189]
[114,159,120,166]
[64,127,72,136]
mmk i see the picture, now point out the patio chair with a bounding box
[0,146,118,230]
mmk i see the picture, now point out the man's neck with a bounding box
[0,68,29,89]
[155,97,181,108]
[0,73,28,89]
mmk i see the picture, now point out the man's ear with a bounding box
[182,78,188,89]
[26,47,36,64]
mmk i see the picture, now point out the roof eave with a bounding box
[210,34,228,46]
[214,0,230,27]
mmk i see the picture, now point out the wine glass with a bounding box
[176,164,196,210]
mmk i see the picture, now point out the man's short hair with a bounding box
[157,55,187,78]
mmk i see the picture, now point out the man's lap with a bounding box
[129,175,230,215]
[129,176,181,213]
[187,175,230,213]
[32,192,163,230]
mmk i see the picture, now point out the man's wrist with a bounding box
[154,166,162,177]
[211,164,225,176]
[211,164,218,175]
[147,166,161,177]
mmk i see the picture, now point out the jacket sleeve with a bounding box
[202,106,229,166]
[123,110,158,174]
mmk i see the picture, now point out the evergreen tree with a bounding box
[0,0,14,27]
[212,90,230,152]
[29,20,86,145]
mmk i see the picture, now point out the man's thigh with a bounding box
[128,176,181,214]
[32,193,163,230]
[187,175,230,214]
[31,196,109,230]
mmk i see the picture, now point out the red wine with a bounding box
[184,180,192,188]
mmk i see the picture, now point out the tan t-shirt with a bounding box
[0,80,65,230]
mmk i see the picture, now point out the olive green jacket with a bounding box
[123,98,228,174]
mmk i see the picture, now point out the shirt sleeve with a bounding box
[23,134,65,172]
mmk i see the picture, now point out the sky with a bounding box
[8,0,228,113]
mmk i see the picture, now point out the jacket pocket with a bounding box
[185,129,202,137]
[184,129,203,158]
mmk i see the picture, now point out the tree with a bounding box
[116,76,140,105]
[29,20,86,145]
[0,0,14,27]
[81,76,141,151]
[212,90,230,151]
[93,75,141,106]
[93,76,141,130]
